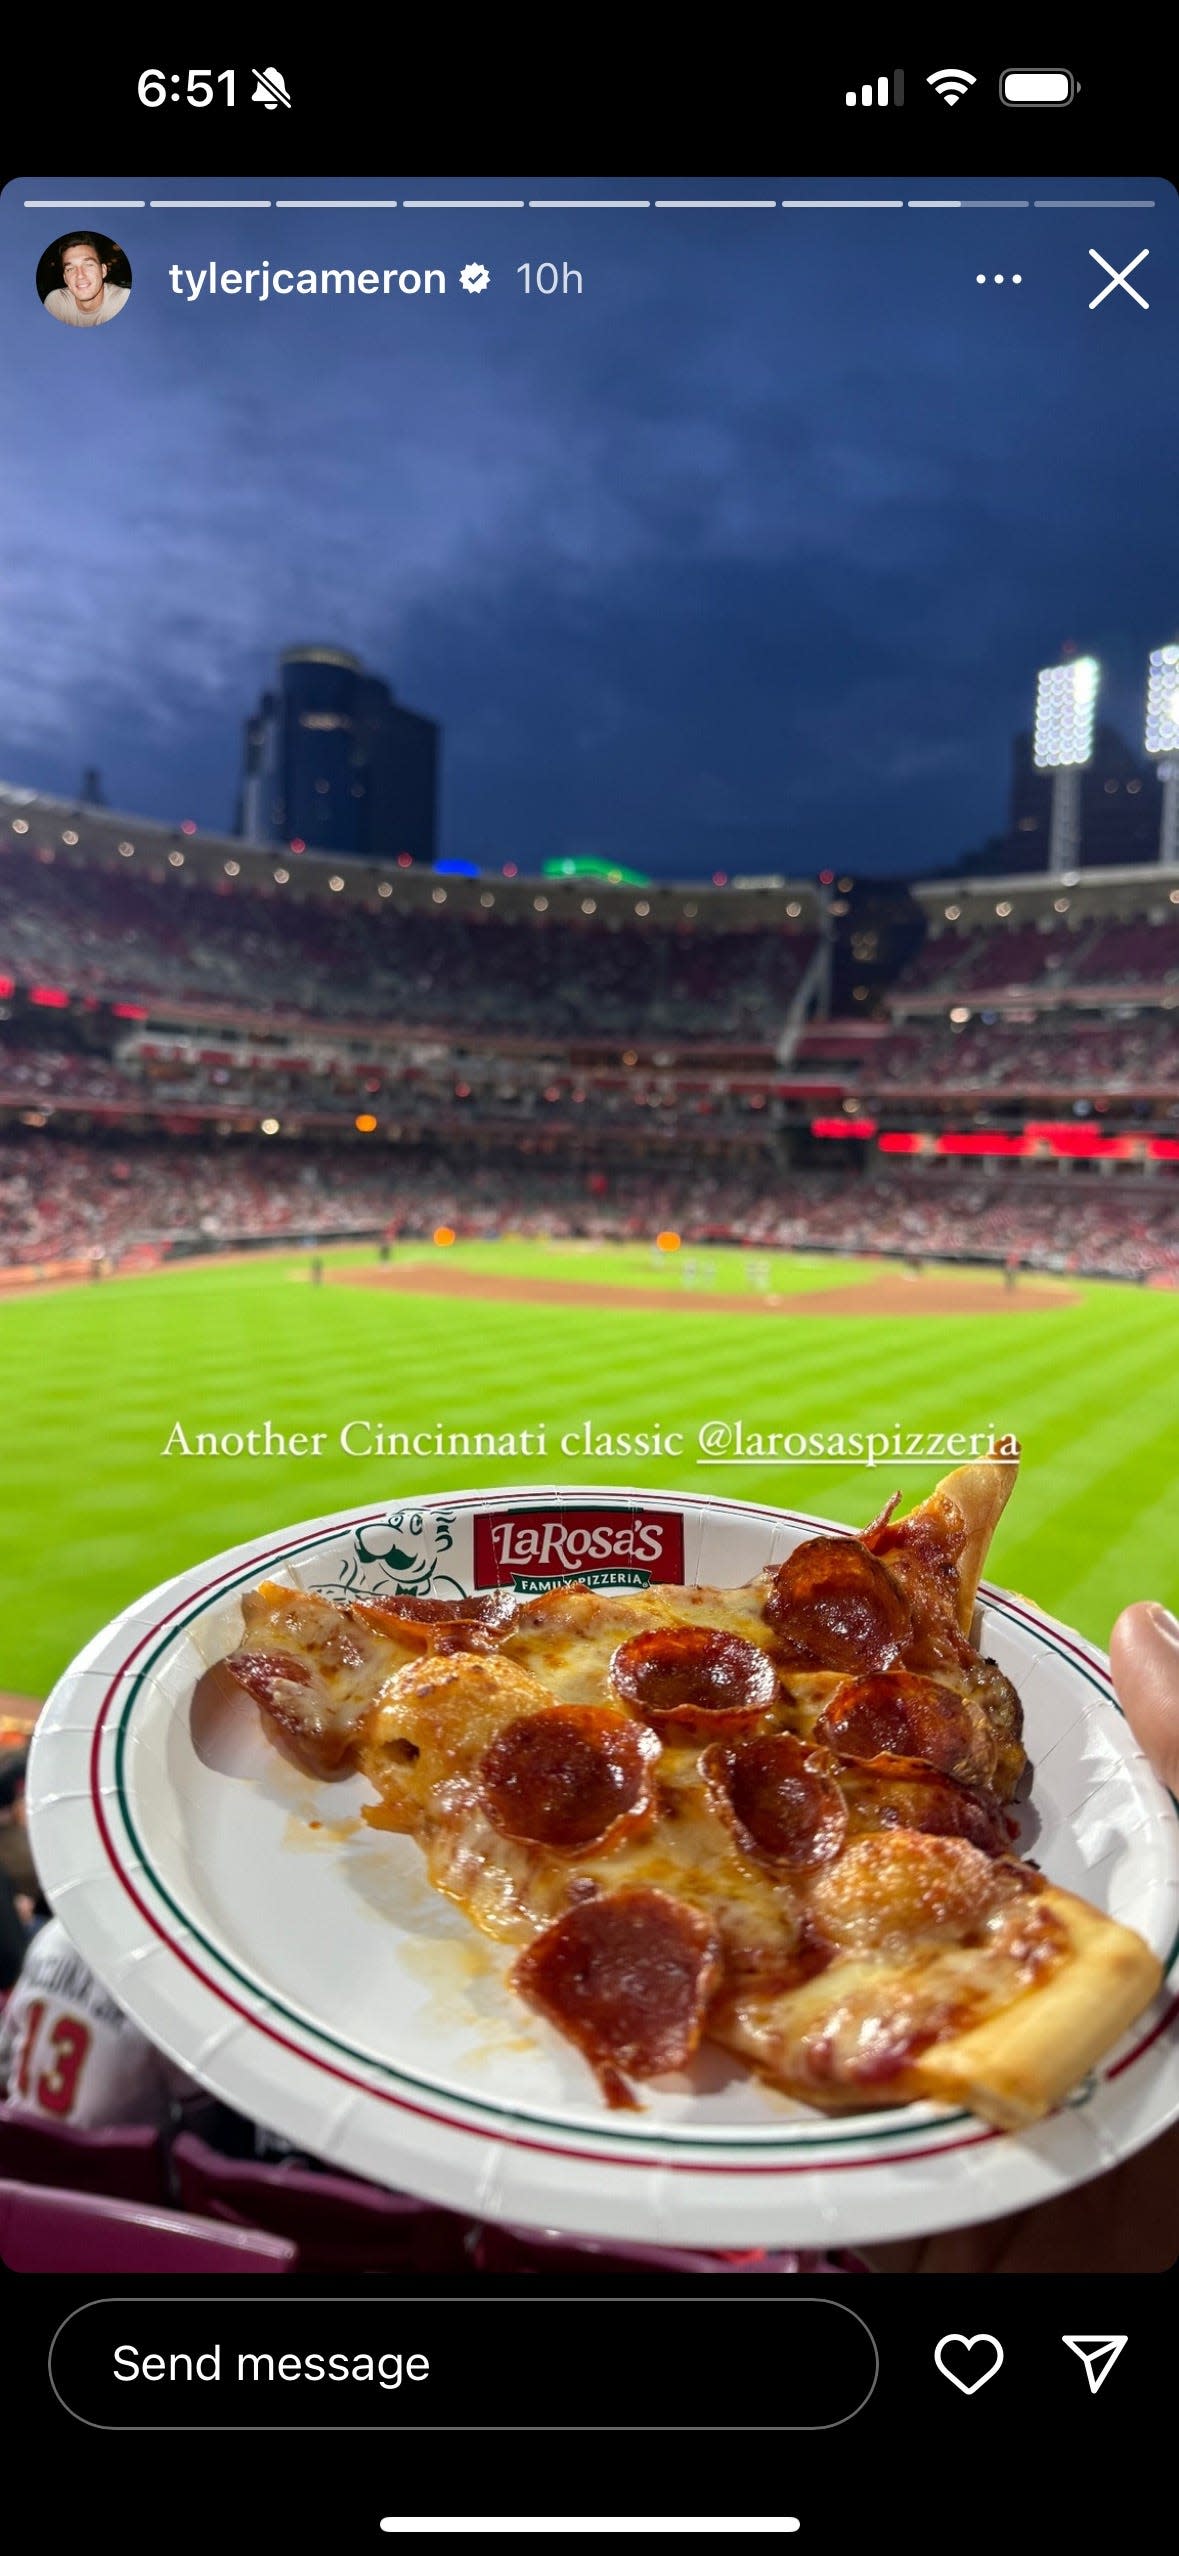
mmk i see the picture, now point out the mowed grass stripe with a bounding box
[1050,1452,1179,1631]
[999,1395,1179,1619]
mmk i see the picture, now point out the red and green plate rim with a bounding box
[78,1493,1179,2181]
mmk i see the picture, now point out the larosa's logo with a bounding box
[474,1507,685,1593]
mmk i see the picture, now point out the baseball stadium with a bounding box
[1,775,1176,1719]
[3,163,1179,2285]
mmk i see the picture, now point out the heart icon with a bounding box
[934,2333,1004,2395]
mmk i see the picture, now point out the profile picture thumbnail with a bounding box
[38,231,132,329]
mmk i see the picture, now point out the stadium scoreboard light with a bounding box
[1145,646,1179,862]
[1033,656,1101,769]
[1034,656,1101,875]
[1145,646,1179,756]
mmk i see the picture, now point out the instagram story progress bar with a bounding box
[846,72,904,106]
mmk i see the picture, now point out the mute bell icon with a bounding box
[251,67,292,108]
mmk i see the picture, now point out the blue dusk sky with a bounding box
[1,173,1175,876]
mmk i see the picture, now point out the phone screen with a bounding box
[1,49,1175,2538]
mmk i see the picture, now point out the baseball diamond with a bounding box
[0,1234,1173,1700]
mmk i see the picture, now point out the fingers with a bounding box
[1109,1604,1179,1794]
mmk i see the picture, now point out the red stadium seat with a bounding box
[0,2177,294,2274]
[170,2133,470,2273]
[0,2113,167,2204]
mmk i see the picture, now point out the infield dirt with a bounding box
[334,1263,1081,1318]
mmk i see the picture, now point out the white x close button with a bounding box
[1088,247,1150,310]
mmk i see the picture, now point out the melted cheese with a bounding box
[228,1572,1074,2114]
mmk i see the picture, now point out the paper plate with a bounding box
[27,1487,1179,2250]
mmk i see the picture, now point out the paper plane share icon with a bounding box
[1062,2335,1128,2394]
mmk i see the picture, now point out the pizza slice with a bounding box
[210,1459,1163,2131]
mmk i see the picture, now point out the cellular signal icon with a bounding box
[845,72,904,106]
[927,67,976,104]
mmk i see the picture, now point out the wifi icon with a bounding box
[927,66,976,103]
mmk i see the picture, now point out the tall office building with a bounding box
[237,645,439,863]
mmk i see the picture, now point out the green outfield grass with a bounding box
[279,1237,874,1293]
[1,1238,1175,1696]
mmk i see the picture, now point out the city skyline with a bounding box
[2,175,1176,879]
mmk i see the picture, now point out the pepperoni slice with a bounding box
[512,1889,721,2097]
[610,1626,776,1736]
[477,1707,659,1854]
[840,1756,1008,1857]
[223,1647,312,1709]
[867,1545,972,1672]
[702,1733,849,1869]
[222,1648,355,1780]
[764,1537,911,1672]
[351,1590,518,1649]
[814,1670,987,1783]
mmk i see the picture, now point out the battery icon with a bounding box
[1000,68,1076,104]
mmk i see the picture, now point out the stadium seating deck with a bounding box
[0,853,813,1041]
[2,825,1178,1285]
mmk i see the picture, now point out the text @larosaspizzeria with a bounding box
[161,1419,1019,1467]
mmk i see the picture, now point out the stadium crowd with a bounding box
[2,1134,1177,1280]
[895,912,1179,999]
[0,1039,782,1132]
[852,1012,1179,1093]
[0,854,810,1041]
[750,1172,1179,1280]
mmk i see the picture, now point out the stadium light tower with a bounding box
[1033,653,1100,874]
[1145,644,1179,866]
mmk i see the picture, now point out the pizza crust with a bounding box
[911,1884,1163,2128]
[933,1453,1021,1633]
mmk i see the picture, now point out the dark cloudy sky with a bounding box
[1,173,1175,877]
